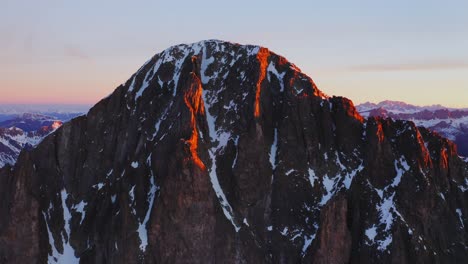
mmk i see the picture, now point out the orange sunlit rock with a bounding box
[415,130,432,167]
[376,122,385,143]
[254,48,269,118]
[51,121,63,130]
[183,73,206,170]
[277,56,289,67]
[440,147,449,169]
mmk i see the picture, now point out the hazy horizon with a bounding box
[0,95,468,111]
[0,95,467,111]
[0,103,91,113]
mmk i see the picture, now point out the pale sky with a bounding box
[1,0,467,107]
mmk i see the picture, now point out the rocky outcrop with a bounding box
[0,40,466,263]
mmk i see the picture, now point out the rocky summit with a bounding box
[0,40,466,264]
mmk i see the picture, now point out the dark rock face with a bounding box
[0,40,467,263]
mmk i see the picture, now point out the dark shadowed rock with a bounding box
[0,40,467,263]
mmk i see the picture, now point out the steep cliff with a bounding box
[0,40,466,264]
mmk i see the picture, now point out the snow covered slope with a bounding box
[0,123,62,168]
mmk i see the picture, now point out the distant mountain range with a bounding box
[356,100,468,156]
[0,104,89,122]
[0,113,64,132]
[0,111,85,168]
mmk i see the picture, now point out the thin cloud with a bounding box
[348,60,468,72]
[64,45,91,61]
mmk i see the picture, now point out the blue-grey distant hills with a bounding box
[0,108,86,168]
[357,100,468,157]
[0,104,89,122]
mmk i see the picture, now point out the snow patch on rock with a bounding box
[267,61,286,92]
[43,190,80,263]
[270,128,278,169]
[456,209,464,228]
[202,85,240,232]
[137,155,159,252]
[308,168,318,188]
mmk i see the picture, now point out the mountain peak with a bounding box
[123,39,326,105]
[0,41,466,263]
